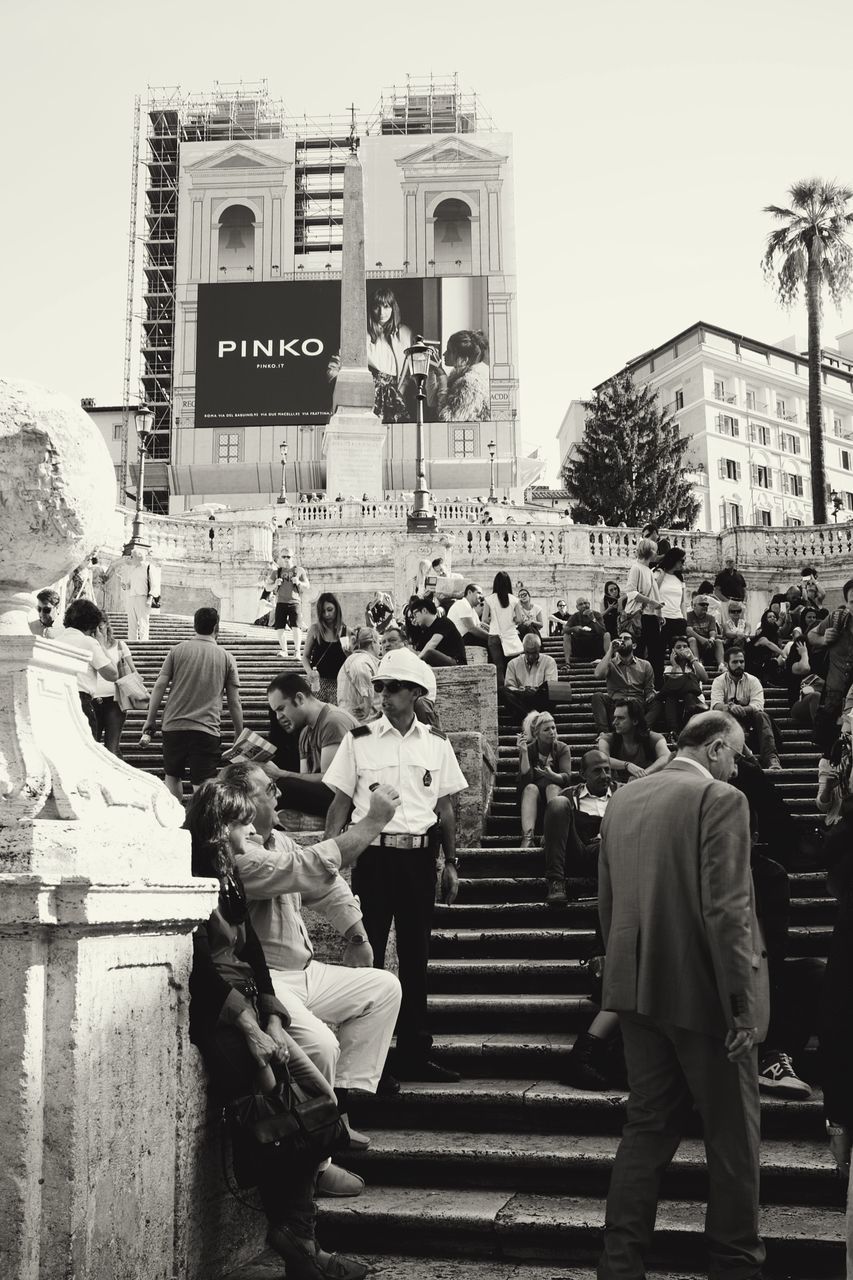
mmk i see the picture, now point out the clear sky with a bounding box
[4,0,853,482]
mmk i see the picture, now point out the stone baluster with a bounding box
[0,378,218,1280]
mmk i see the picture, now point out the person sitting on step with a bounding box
[590,630,657,735]
[597,698,670,781]
[710,646,783,771]
[516,710,572,849]
[262,674,357,821]
[656,636,708,739]
[562,595,606,669]
[215,764,406,1195]
[541,749,621,908]
[685,593,725,670]
[504,632,559,718]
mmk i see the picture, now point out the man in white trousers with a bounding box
[220,761,403,1199]
[119,545,161,641]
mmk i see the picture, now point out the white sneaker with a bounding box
[758,1050,811,1100]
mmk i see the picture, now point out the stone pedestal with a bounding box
[323,411,386,502]
[0,378,219,1280]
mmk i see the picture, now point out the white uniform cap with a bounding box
[374,648,436,700]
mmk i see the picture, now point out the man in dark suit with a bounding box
[597,711,769,1280]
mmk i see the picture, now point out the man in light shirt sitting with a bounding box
[710,646,782,771]
[541,749,621,906]
[221,761,404,1197]
[447,583,489,652]
[504,632,560,717]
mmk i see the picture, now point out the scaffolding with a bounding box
[366,73,492,136]
[127,76,492,466]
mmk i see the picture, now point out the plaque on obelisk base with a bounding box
[322,149,386,501]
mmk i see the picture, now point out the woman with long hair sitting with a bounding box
[598,697,670,780]
[516,710,573,848]
[185,779,366,1280]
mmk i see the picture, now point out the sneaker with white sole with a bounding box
[758,1050,811,1100]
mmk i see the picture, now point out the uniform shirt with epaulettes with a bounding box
[323,715,468,835]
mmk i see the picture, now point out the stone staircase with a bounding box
[114,619,846,1279]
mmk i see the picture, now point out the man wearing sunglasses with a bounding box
[29,588,65,638]
[323,648,468,1084]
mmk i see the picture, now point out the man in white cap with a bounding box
[323,648,468,1083]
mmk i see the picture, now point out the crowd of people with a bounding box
[27,541,853,1278]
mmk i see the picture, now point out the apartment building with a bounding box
[560,322,853,531]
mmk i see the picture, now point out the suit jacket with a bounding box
[598,758,769,1041]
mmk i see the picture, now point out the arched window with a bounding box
[217,204,255,278]
[433,198,472,274]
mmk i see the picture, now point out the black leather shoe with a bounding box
[394,1058,461,1083]
[376,1070,400,1095]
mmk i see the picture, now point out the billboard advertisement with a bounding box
[194,276,490,428]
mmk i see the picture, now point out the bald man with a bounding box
[562,595,606,669]
[541,749,620,907]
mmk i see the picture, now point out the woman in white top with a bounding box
[626,538,664,689]
[93,616,138,756]
[61,600,119,739]
[480,571,525,690]
[337,627,382,723]
[654,546,689,660]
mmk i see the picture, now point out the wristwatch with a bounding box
[444,857,459,869]
[826,1121,848,1136]
[348,933,368,946]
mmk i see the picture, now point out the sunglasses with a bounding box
[37,605,55,613]
[373,680,414,694]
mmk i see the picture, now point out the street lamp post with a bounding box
[277,440,288,504]
[406,337,436,532]
[830,488,842,523]
[487,439,497,502]
[123,403,154,554]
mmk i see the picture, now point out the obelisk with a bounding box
[322,146,386,500]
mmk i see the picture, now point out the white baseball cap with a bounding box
[374,648,436,700]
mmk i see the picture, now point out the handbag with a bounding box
[114,652,149,711]
[222,1066,348,1191]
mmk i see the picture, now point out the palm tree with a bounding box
[762,180,853,525]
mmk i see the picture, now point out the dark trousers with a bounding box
[93,695,126,756]
[728,706,777,768]
[637,615,666,690]
[462,632,489,650]
[422,649,459,667]
[659,693,704,735]
[504,683,549,718]
[351,843,437,1062]
[661,617,687,651]
[599,1012,764,1280]
[487,635,508,689]
[542,796,601,884]
[194,1022,318,1236]
[78,692,98,738]
[278,776,334,817]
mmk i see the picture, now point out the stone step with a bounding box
[224,1255,713,1280]
[315,1185,845,1275]
[348,1077,826,1141]
[424,1031,820,1083]
[338,1130,839,1205]
[427,992,595,1032]
[430,917,833,959]
[427,958,592,994]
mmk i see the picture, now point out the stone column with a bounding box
[0,377,218,1280]
[323,151,386,500]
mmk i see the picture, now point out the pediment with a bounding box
[396,136,507,169]
[184,143,285,172]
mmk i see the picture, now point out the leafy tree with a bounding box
[762,180,853,525]
[562,371,700,528]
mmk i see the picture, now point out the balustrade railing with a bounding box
[110,508,853,577]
